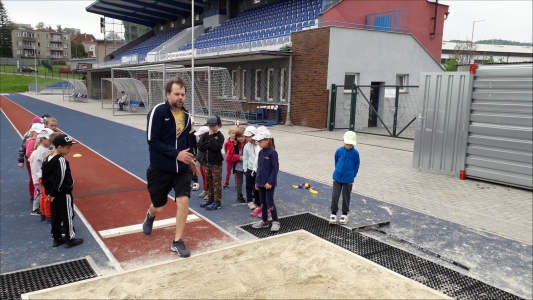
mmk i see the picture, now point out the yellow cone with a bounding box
[73,153,82,157]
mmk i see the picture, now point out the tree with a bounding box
[443,41,479,71]
[36,21,45,29]
[0,0,15,57]
[70,41,87,59]
[106,31,122,40]
[56,24,62,32]
[64,27,78,35]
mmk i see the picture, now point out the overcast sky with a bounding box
[3,0,532,43]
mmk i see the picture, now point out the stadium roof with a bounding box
[86,0,205,28]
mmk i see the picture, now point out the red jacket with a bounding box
[226,141,244,164]
[224,138,235,157]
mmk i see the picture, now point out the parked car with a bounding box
[19,67,38,73]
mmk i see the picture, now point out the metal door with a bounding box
[465,65,532,189]
[413,72,473,173]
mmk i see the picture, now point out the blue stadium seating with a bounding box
[110,26,191,63]
[178,0,320,53]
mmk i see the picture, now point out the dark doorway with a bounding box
[368,82,381,127]
[229,0,239,18]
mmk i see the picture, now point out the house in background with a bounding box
[11,27,71,61]
[70,33,97,58]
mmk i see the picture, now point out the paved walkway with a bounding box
[21,93,533,245]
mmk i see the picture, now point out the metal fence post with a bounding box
[393,86,400,137]
[349,84,356,131]
[328,84,337,131]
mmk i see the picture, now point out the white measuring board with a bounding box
[99,214,201,238]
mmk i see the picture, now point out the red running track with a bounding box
[1,96,235,269]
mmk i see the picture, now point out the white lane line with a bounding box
[99,214,201,239]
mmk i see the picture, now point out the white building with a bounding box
[441,42,533,64]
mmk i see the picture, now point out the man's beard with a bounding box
[171,101,183,109]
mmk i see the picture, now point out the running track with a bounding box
[0,95,235,269]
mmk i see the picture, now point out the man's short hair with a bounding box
[165,76,187,94]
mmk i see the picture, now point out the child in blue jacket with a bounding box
[330,131,360,225]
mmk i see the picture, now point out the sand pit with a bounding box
[25,231,448,299]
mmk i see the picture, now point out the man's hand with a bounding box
[265,183,272,189]
[18,163,24,168]
[177,148,195,164]
[254,184,259,190]
[48,195,54,202]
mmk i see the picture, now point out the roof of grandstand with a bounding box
[85,0,205,27]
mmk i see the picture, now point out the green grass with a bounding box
[0,64,82,79]
[0,74,61,93]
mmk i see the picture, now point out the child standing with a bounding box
[188,118,200,191]
[41,134,84,248]
[251,129,280,232]
[226,127,246,203]
[223,126,237,189]
[198,116,225,210]
[329,131,360,225]
[18,119,44,203]
[194,126,210,198]
[243,126,261,212]
[26,123,45,215]
[28,128,54,221]
[39,132,61,223]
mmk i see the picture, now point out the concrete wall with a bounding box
[204,14,229,29]
[323,0,448,62]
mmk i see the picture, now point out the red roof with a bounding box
[71,33,97,44]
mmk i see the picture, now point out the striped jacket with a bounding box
[41,154,74,197]
[146,101,192,173]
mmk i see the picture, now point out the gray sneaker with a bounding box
[252,220,269,229]
[171,239,190,257]
[204,193,210,200]
[198,191,207,198]
[270,221,280,232]
[142,209,156,235]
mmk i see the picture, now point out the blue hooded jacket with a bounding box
[332,146,360,184]
[146,101,192,173]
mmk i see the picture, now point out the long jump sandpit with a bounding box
[23,230,449,299]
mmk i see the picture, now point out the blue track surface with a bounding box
[1,94,531,298]
[0,111,111,273]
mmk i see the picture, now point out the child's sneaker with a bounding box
[329,214,337,225]
[339,215,348,225]
[223,182,229,189]
[205,202,221,210]
[250,207,261,217]
[64,238,84,249]
[251,220,269,229]
[192,183,200,191]
[247,202,257,210]
[270,221,280,232]
[31,209,41,216]
[237,195,246,203]
[198,191,207,198]
[200,201,212,208]
[40,214,46,221]
[52,237,66,247]
[257,209,271,219]
[45,217,52,224]
[204,193,210,200]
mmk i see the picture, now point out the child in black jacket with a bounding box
[42,134,83,249]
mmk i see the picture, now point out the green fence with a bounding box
[329,84,419,139]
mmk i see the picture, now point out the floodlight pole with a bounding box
[34,45,37,93]
[191,1,195,118]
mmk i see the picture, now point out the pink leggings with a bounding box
[224,161,237,185]
[26,161,35,199]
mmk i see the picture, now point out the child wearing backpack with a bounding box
[226,127,246,203]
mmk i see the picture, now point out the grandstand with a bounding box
[86,0,449,129]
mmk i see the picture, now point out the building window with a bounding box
[16,32,21,37]
[37,42,40,47]
[160,26,164,31]
[396,74,408,92]
[46,51,50,56]
[181,19,186,24]
[171,23,174,28]
[344,73,359,92]
[46,43,49,47]
[37,50,41,55]
[46,34,49,39]
[241,70,246,100]
[254,0,260,3]
[64,44,68,48]
[195,14,200,21]
[17,41,22,46]
[280,68,287,101]
[267,68,274,101]
[255,69,262,101]
[16,50,21,55]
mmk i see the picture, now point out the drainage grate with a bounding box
[0,258,97,300]
[240,213,522,300]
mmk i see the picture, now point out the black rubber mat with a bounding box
[240,213,522,300]
[0,258,97,300]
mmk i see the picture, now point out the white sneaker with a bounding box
[192,183,200,191]
[198,191,207,198]
[329,214,337,225]
[247,202,257,210]
[339,215,348,225]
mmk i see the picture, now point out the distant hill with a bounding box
[447,39,532,46]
